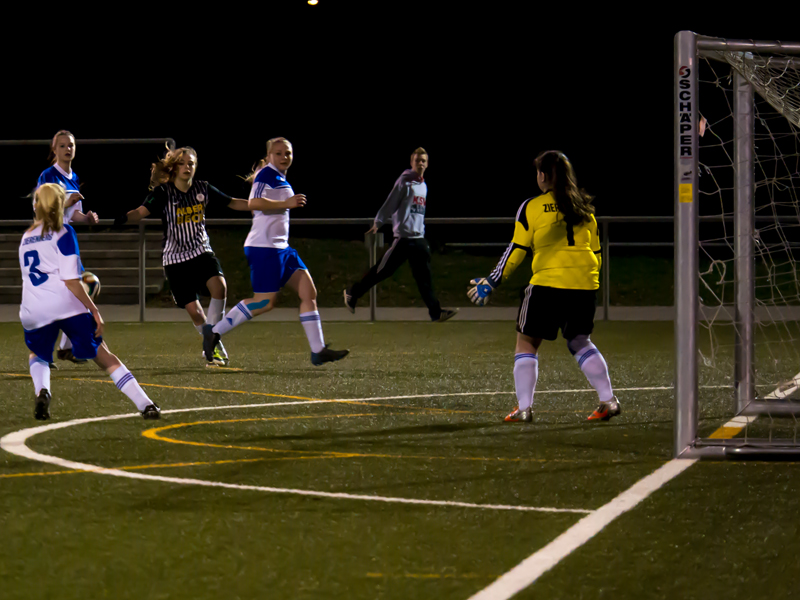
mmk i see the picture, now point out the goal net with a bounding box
[675,32,800,458]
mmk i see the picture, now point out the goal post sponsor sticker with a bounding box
[679,183,693,203]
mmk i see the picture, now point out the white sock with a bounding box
[194,323,205,335]
[29,356,50,396]
[213,301,253,336]
[208,298,226,326]
[110,365,154,412]
[513,353,538,411]
[59,332,72,351]
[300,311,325,353]
[575,343,614,402]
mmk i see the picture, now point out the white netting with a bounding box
[698,50,800,434]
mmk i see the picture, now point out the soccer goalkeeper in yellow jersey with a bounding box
[467,151,619,423]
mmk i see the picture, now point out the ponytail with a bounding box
[534,150,594,226]
[32,184,65,235]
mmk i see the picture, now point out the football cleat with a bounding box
[57,349,87,364]
[311,345,350,366]
[34,389,52,421]
[343,288,356,314]
[504,406,532,422]
[142,403,161,420]
[587,396,621,421]
[434,308,459,323]
[202,324,221,364]
[206,340,229,367]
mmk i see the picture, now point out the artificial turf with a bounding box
[1,321,799,599]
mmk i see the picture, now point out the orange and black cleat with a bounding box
[504,406,532,422]
[587,397,621,421]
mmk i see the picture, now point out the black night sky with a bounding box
[2,5,797,229]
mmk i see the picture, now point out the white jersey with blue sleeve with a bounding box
[244,163,291,249]
[37,164,83,224]
[19,223,89,330]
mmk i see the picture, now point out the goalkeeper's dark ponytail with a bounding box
[535,150,594,226]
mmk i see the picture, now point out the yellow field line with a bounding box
[143,415,596,463]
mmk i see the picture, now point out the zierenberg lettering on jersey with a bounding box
[543,203,558,213]
[176,203,205,225]
[410,195,426,215]
[22,234,54,245]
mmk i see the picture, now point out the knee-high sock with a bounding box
[300,311,325,353]
[59,332,72,351]
[30,357,50,396]
[208,298,226,326]
[110,365,154,411]
[213,301,253,336]
[514,353,538,411]
[575,343,614,402]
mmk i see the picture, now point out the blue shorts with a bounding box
[24,313,103,364]
[244,246,307,294]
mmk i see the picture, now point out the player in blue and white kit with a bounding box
[203,137,349,366]
[21,184,160,421]
[36,130,100,364]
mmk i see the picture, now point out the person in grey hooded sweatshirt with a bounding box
[343,147,457,322]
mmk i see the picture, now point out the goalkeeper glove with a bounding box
[467,277,496,306]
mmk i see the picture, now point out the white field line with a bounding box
[0,401,590,515]
[466,396,769,599]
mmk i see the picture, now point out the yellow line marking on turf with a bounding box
[1,455,334,479]
[366,572,491,579]
[143,415,598,463]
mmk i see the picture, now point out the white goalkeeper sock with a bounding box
[300,311,325,353]
[59,332,72,351]
[213,301,252,336]
[110,365,155,412]
[208,298,226,326]
[29,356,50,396]
[574,343,614,402]
[513,353,538,411]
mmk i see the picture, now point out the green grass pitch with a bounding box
[1,321,799,599]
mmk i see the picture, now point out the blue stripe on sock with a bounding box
[300,314,321,322]
[578,348,599,368]
[116,373,135,390]
[514,353,538,362]
[236,302,253,320]
[30,357,48,366]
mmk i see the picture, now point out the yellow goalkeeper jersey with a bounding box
[490,192,601,290]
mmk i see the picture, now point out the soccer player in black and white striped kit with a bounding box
[115,146,251,366]
[343,148,457,322]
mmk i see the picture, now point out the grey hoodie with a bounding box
[374,169,427,238]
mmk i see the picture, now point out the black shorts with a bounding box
[163,253,224,308]
[516,285,596,341]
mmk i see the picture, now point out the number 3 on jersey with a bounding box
[24,250,49,286]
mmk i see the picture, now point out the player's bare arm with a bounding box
[63,279,104,337]
[121,206,151,224]
[226,198,252,211]
[248,194,307,212]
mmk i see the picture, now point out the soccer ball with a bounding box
[81,272,101,300]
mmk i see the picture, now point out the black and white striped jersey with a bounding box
[142,181,232,266]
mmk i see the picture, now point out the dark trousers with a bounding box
[349,237,442,320]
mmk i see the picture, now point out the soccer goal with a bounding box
[675,31,800,458]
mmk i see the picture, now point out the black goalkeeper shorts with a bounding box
[516,285,596,341]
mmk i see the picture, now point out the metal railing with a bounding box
[1,216,688,321]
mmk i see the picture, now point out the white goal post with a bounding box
[674,31,800,459]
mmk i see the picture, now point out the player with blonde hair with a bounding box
[343,147,456,322]
[21,184,160,420]
[37,130,101,364]
[468,151,619,423]
[203,137,349,366]
[115,145,252,366]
